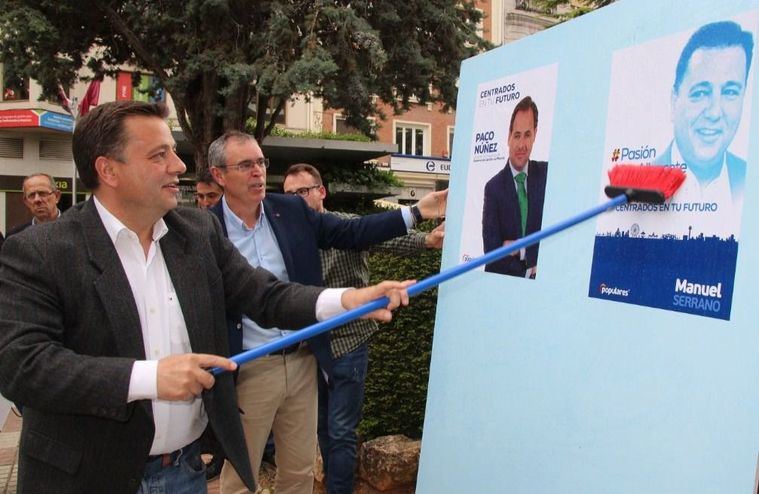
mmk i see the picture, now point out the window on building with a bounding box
[395,123,429,156]
[1,64,30,102]
[447,127,455,157]
[0,136,23,158]
[40,139,73,161]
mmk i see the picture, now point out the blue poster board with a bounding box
[419,0,759,492]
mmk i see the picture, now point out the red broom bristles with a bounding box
[607,164,686,200]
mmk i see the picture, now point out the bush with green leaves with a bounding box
[359,222,441,440]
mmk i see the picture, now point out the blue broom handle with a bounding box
[213,193,628,375]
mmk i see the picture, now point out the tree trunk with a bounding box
[179,76,253,173]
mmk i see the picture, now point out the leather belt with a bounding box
[268,341,305,357]
[147,438,199,469]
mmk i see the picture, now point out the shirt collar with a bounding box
[93,196,169,244]
[31,208,61,226]
[671,140,727,175]
[508,160,529,178]
[221,195,265,232]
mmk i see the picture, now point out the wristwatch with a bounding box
[410,204,424,224]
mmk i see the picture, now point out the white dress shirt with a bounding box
[94,197,205,455]
[94,197,350,454]
[671,142,741,239]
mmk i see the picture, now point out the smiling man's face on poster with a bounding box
[671,45,748,173]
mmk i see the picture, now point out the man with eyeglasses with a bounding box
[208,131,446,494]
[283,163,444,494]
[2,173,61,416]
[7,173,62,237]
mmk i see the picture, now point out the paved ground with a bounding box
[0,410,20,494]
[0,411,223,494]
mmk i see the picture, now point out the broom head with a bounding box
[604,164,686,204]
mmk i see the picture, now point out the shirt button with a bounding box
[149,308,156,315]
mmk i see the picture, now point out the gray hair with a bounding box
[23,173,58,192]
[208,131,258,168]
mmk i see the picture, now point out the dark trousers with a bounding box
[317,343,369,494]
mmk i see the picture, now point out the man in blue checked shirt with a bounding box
[284,163,444,494]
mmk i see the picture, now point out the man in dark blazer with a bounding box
[0,101,410,494]
[208,130,446,493]
[482,96,548,278]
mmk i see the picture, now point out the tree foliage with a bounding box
[0,0,489,168]
[533,0,614,20]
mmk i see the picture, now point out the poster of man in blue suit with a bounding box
[457,63,557,275]
[589,14,757,320]
[482,96,548,278]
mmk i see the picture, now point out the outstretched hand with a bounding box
[416,189,448,220]
[341,280,416,322]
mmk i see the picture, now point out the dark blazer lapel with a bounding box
[526,160,540,229]
[79,200,146,360]
[160,221,214,354]
[209,201,229,237]
[263,198,297,276]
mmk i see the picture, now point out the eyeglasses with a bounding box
[217,157,270,172]
[25,190,56,200]
[285,185,321,197]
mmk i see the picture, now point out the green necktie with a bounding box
[514,172,527,236]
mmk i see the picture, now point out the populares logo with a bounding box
[599,283,630,297]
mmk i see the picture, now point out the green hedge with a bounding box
[359,228,441,440]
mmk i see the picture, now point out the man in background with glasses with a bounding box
[4,173,63,416]
[7,173,62,237]
[208,131,446,494]
[284,163,444,494]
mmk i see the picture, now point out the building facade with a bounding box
[1,0,562,232]
[0,68,331,232]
